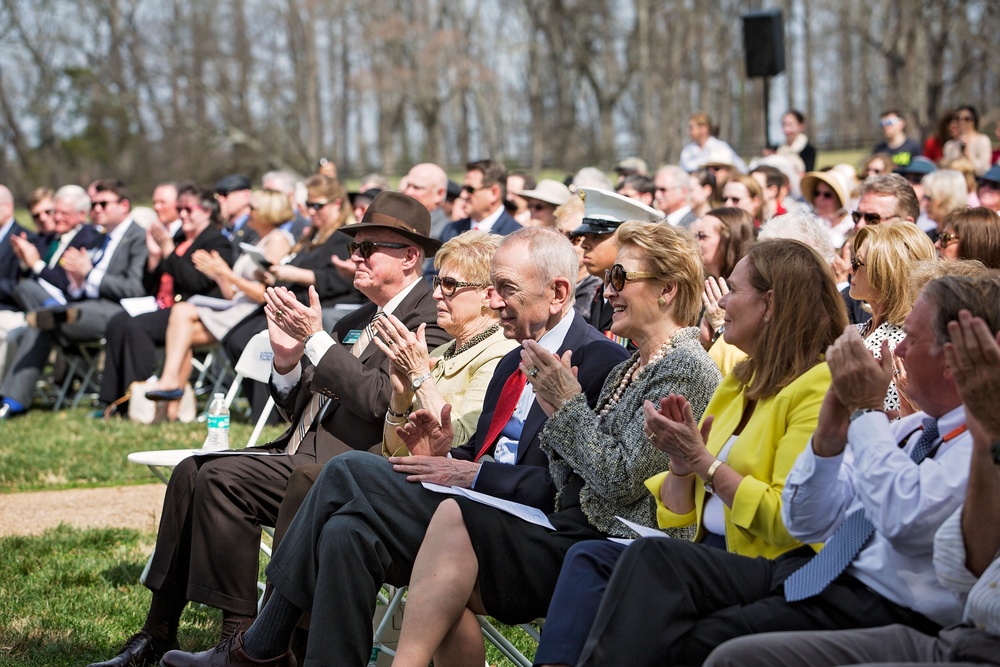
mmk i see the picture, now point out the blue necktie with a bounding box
[783,418,940,602]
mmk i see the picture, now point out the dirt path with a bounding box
[0,484,166,537]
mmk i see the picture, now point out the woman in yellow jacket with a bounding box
[533,239,848,667]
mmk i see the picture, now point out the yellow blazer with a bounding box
[645,361,830,559]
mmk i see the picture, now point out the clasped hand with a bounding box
[520,339,580,417]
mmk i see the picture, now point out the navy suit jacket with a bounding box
[0,221,44,311]
[439,209,522,244]
[34,224,104,295]
[451,311,629,512]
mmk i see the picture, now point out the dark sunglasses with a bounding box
[347,240,411,259]
[604,263,656,292]
[850,255,866,272]
[813,189,836,200]
[305,200,332,211]
[31,209,55,220]
[461,184,490,196]
[177,205,203,215]
[851,210,882,226]
[433,275,489,297]
[91,199,120,210]
[938,231,960,247]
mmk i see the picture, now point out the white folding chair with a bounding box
[224,330,276,448]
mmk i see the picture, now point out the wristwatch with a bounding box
[411,372,432,391]
[849,407,882,423]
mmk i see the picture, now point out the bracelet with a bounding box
[387,405,411,419]
[303,331,321,347]
[704,459,724,494]
[385,413,409,426]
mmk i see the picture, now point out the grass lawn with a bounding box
[0,408,537,665]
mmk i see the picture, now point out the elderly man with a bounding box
[160,227,629,667]
[151,182,181,238]
[574,273,991,666]
[653,164,698,228]
[401,163,450,239]
[439,159,521,242]
[88,192,449,667]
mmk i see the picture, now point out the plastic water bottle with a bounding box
[366,646,379,667]
[203,393,230,450]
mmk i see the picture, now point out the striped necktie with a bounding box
[784,418,940,602]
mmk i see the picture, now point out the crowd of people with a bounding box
[2,105,1000,667]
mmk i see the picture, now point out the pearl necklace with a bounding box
[597,337,676,419]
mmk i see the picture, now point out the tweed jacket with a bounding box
[540,327,721,539]
[648,360,831,558]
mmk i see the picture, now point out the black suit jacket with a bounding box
[0,221,43,310]
[439,209,522,244]
[144,225,234,300]
[34,224,103,295]
[451,311,629,512]
[269,279,452,464]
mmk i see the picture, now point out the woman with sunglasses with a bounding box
[801,170,853,249]
[943,105,993,175]
[98,182,234,414]
[370,230,518,458]
[144,189,295,418]
[935,207,1000,269]
[527,239,847,667]
[848,220,936,415]
[720,174,764,226]
[388,221,721,667]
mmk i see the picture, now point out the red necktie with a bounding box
[475,369,527,461]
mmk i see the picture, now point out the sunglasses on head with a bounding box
[433,275,489,297]
[850,255,866,272]
[851,210,882,226]
[347,240,411,259]
[604,263,656,292]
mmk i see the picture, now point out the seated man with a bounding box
[88,192,448,667]
[0,184,45,383]
[571,273,999,666]
[160,227,630,666]
[703,304,1000,667]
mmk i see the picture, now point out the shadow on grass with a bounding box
[101,561,146,587]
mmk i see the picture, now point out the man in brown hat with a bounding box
[88,192,450,667]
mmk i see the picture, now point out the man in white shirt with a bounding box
[573,273,996,667]
[703,290,1000,667]
[679,111,747,174]
[653,164,697,229]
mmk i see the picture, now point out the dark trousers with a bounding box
[265,451,450,667]
[578,538,940,667]
[99,308,172,405]
[144,438,323,617]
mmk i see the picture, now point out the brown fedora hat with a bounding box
[340,191,442,255]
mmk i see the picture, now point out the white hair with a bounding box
[54,184,91,213]
[759,210,836,266]
[498,227,579,302]
[262,170,299,196]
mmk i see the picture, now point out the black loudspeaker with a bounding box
[742,10,785,78]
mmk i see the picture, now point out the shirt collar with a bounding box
[474,204,505,232]
[381,277,422,316]
[536,309,575,355]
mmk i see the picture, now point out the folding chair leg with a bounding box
[477,616,534,667]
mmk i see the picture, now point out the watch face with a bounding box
[991,439,1000,466]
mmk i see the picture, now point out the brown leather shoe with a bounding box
[159,631,294,667]
[85,630,178,667]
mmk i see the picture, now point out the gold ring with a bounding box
[275,310,285,319]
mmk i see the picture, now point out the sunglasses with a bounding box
[347,240,411,259]
[433,275,489,297]
[31,209,55,221]
[91,199,121,210]
[851,210,882,226]
[722,195,744,205]
[850,255,866,272]
[957,115,974,122]
[938,231,960,247]
[305,200,332,211]
[177,205,204,215]
[462,184,492,196]
[813,189,836,200]
[604,264,656,292]
[879,117,900,128]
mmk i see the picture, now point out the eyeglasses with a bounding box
[604,264,656,291]
[957,115,974,122]
[177,205,204,215]
[851,210,882,226]
[433,275,489,297]
[938,231,960,247]
[813,189,836,200]
[850,255,866,272]
[91,199,121,210]
[305,200,332,211]
[31,209,55,221]
[347,240,411,259]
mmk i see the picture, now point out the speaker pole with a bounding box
[763,76,770,149]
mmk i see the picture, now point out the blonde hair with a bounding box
[250,189,293,228]
[613,221,704,327]
[293,174,348,254]
[733,240,847,400]
[853,220,937,325]
[434,229,502,285]
[921,170,968,218]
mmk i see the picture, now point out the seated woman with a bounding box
[98,183,233,413]
[935,206,1000,269]
[530,239,848,667]
[848,220,936,414]
[373,230,519,457]
[693,207,755,350]
[145,189,294,419]
[390,221,722,667]
[720,174,764,227]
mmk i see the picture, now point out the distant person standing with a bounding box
[775,110,816,171]
[872,110,923,167]
[680,112,747,174]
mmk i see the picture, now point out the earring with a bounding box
[657,297,666,306]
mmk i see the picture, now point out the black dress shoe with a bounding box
[86,631,179,667]
[160,631,294,667]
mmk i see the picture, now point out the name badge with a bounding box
[342,330,363,345]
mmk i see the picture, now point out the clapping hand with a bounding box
[642,395,713,476]
[395,404,455,458]
[520,339,580,417]
[944,309,1000,443]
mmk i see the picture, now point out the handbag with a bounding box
[106,379,198,423]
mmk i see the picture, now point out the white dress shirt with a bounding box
[782,406,972,626]
[72,218,133,300]
[679,136,748,173]
[472,204,504,233]
[934,504,1000,636]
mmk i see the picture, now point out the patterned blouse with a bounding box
[857,319,906,412]
[540,327,722,539]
